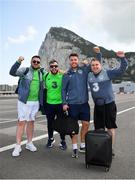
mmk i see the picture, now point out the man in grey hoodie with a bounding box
[88,50,128,156]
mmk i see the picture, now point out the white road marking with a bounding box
[0,115,45,124]
[0,123,84,153]
[0,110,17,113]
[0,132,57,152]
[0,119,17,123]
[117,107,135,114]
[0,107,135,153]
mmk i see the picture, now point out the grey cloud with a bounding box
[101,0,135,43]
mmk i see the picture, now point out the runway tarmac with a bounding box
[0,94,135,179]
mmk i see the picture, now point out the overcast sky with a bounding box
[0,0,135,85]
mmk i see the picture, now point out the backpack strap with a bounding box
[15,67,29,94]
[38,68,48,81]
[45,72,49,81]
[44,72,49,87]
[38,71,49,109]
[23,67,29,75]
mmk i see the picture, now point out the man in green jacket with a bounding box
[44,60,67,150]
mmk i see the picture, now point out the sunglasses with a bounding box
[50,65,58,68]
[32,60,40,64]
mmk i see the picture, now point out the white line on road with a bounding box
[0,132,57,153]
[1,105,135,124]
[0,123,84,153]
[0,106,135,153]
[0,115,45,124]
[0,119,17,123]
[0,110,17,113]
[117,107,135,115]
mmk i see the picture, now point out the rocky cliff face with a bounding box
[39,27,87,70]
[38,27,135,82]
[38,27,116,69]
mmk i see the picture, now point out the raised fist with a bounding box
[93,46,100,53]
[59,69,66,74]
[18,56,24,63]
[116,51,125,58]
[80,59,89,65]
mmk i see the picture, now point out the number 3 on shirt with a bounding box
[92,82,99,92]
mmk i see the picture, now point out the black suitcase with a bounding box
[85,130,112,171]
[85,98,112,171]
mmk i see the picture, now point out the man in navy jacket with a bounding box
[62,50,101,158]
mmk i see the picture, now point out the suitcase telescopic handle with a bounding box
[94,98,106,129]
[63,111,69,116]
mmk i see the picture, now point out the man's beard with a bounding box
[51,70,58,74]
[32,66,40,70]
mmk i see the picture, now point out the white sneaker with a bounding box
[12,144,22,157]
[25,142,37,152]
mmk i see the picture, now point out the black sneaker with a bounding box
[46,138,55,148]
[72,149,79,158]
[79,147,85,153]
[59,140,67,150]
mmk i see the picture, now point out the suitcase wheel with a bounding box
[105,167,110,172]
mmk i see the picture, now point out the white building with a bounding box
[113,82,135,93]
